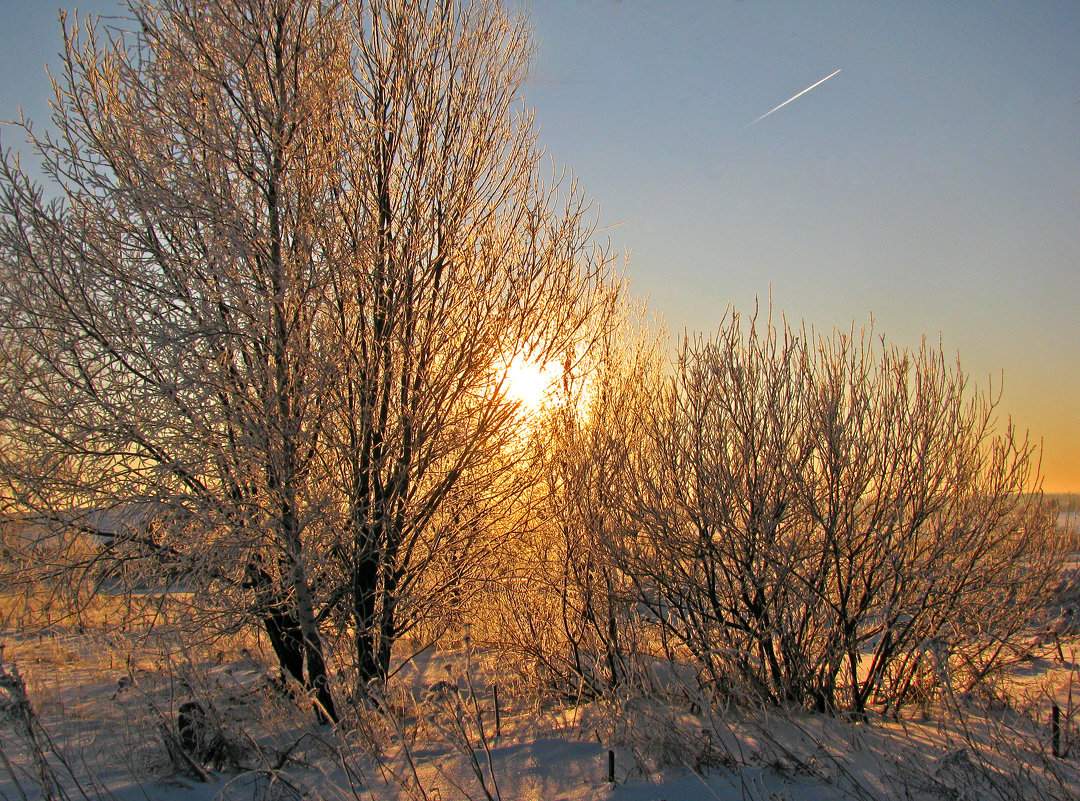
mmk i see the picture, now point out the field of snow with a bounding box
[1,511,1079,800]
[1,615,1079,801]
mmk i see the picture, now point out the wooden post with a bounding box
[1052,704,1061,758]
[608,749,615,783]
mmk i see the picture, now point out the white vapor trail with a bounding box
[748,68,842,126]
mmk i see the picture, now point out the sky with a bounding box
[0,0,1078,491]
[516,0,1080,493]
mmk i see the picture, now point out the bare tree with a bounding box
[315,0,620,690]
[613,308,1064,714]
[0,0,619,716]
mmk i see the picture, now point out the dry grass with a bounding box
[1,558,1079,800]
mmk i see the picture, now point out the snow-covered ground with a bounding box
[1,620,1079,801]
[3,513,1079,800]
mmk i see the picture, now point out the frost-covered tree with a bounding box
[0,0,619,716]
[614,309,1063,714]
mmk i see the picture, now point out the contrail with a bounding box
[748,68,841,126]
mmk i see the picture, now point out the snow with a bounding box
[6,538,1080,800]
[1,623,1078,801]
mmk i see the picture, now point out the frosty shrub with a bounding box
[484,317,663,698]
[613,308,1064,715]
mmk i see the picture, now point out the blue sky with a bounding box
[515,0,1080,491]
[1,0,1078,489]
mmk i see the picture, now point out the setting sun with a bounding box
[503,355,554,414]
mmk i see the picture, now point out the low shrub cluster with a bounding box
[495,310,1064,717]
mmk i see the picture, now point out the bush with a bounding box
[613,309,1064,715]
